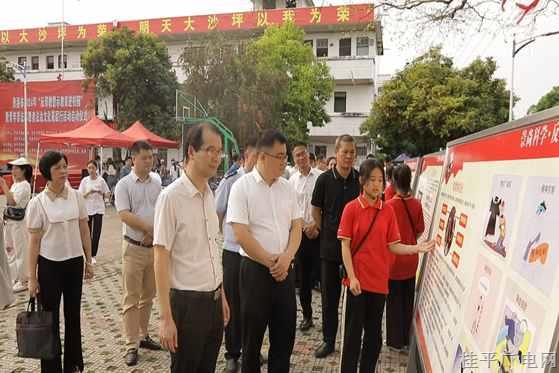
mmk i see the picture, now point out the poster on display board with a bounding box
[411,107,559,373]
[0,80,95,170]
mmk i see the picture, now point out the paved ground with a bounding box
[0,207,410,372]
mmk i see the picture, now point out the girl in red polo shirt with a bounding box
[337,159,434,373]
[385,164,425,351]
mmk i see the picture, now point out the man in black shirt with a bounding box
[311,134,360,358]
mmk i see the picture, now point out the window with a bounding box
[31,56,39,70]
[314,145,327,158]
[304,39,313,48]
[339,38,351,57]
[58,54,68,69]
[285,0,296,7]
[316,39,328,58]
[334,91,347,113]
[46,55,54,70]
[357,145,367,157]
[357,37,370,56]
[17,56,27,67]
[263,0,276,9]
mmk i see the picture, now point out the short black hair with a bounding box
[386,164,395,181]
[291,141,307,153]
[231,153,240,162]
[39,151,68,181]
[13,164,33,183]
[184,122,222,160]
[257,129,287,151]
[309,153,316,161]
[358,158,386,190]
[87,159,97,167]
[317,155,325,161]
[393,164,412,194]
[131,140,153,156]
[244,137,258,150]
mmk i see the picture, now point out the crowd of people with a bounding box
[0,123,435,373]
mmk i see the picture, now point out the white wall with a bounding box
[325,84,374,114]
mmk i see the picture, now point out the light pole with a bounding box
[509,30,559,121]
[9,61,28,158]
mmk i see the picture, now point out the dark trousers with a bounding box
[341,290,386,373]
[320,259,342,344]
[240,257,296,373]
[223,250,242,360]
[87,214,103,258]
[297,234,320,319]
[386,277,416,349]
[169,287,224,373]
[38,255,84,373]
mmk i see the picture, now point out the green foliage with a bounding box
[362,48,511,158]
[0,57,15,82]
[81,28,178,139]
[528,86,559,114]
[180,23,333,146]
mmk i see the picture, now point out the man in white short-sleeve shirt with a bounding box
[228,129,303,373]
[154,123,230,373]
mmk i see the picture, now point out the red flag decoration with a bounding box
[516,0,540,24]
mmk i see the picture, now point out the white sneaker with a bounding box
[13,281,27,293]
[91,257,97,264]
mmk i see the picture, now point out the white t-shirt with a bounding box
[79,176,110,215]
[10,180,31,208]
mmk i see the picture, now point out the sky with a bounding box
[1,0,558,118]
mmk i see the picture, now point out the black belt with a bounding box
[124,235,153,248]
[170,285,222,301]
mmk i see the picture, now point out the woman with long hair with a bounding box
[0,157,32,293]
[26,151,94,372]
[337,159,434,373]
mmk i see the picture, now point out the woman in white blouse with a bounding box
[26,151,94,373]
[79,160,110,264]
[0,157,32,293]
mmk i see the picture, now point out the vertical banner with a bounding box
[414,110,559,373]
[0,80,95,170]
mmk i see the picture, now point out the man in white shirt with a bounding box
[288,142,321,332]
[228,129,303,373]
[154,123,230,373]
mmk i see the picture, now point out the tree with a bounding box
[362,48,511,158]
[180,23,333,145]
[81,28,178,140]
[528,86,559,113]
[0,57,15,82]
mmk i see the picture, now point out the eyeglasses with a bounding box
[200,146,224,157]
[263,152,288,161]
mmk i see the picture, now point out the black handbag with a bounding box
[16,297,61,360]
[3,207,25,221]
[339,210,379,279]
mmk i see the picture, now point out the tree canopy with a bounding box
[528,86,559,114]
[81,28,178,139]
[362,48,511,158]
[180,23,333,145]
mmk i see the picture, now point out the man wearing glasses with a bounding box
[228,129,303,373]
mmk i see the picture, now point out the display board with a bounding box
[0,80,95,169]
[405,157,421,192]
[411,107,559,373]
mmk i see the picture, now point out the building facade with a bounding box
[0,1,387,163]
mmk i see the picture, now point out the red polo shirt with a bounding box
[384,184,395,200]
[386,196,425,280]
[337,195,401,294]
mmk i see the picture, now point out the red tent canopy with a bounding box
[40,117,135,147]
[122,121,179,148]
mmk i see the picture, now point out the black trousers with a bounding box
[38,255,84,373]
[341,290,386,373]
[386,277,416,349]
[87,213,103,258]
[169,287,224,373]
[320,259,342,344]
[222,250,242,360]
[240,257,296,373]
[296,234,320,319]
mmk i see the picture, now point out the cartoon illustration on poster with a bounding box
[512,176,559,296]
[481,175,522,258]
[465,257,504,352]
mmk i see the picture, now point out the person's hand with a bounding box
[303,223,319,240]
[348,276,361,296]
[28,277,40,297]
[222,293,230,327]
[0,176,7,188]
[84,262,94,279]
[417,240,436,253]
[142,233,153,247]
[159,316,178,353]
[270,252,292,281]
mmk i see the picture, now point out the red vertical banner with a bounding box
[0,80,95,171]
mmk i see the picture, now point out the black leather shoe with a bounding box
[125,348,138,366]
[140,335,162,350]
[299,317,314,331]
[225,358,239,372]
[315,342,335,358]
